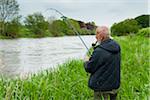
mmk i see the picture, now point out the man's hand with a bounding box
[83,55,90,62]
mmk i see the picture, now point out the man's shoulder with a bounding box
[94,45,108,54]
[111,39,120,47]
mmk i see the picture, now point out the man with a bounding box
[84,26,121,100]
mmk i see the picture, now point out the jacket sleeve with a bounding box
[84,49,104,74]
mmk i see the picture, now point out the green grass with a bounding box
[0,36,149,100]
[137,27,150,37]
[115,36,149,99]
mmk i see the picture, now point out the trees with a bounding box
[0,0,19,35]
[24,13,49,37]
[111,19,141,36]
[135,15,150,28]
[5,16,21,38]
[49,18,84,36]
[49,20,68,36]
[110,14,150,36]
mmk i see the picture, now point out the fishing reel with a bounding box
[92,41,98,49]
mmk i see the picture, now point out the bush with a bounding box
[79,29,95,35]
[1,17,21,38]
[24,12,49,37]
[137,27,150,37]
[111,19,141,36]
[0,0,19,37]
[65,19,81,36]
[135,15,150,28]
[48,18,91,36]
[64,19,95,36]
[49,20,68,36]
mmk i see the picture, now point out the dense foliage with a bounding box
[0,0,19,38]
[5,17,21,38]
[110,15,150,36]
[111,19,141,36]
[135,15,150,28]
[0,14,96,39]
[24,13,49,37]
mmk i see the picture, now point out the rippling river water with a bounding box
[0,35,95,77]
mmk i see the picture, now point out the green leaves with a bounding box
[24,12,49,37]
[111,19,141,36]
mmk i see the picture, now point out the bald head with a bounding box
[96,26,110,42]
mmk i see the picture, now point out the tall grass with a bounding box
[0,60,92,100]
[0,36,149,100]
[115,36,149,100]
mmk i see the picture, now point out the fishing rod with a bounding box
[45,8,90,52]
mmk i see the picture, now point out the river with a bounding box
[0,35,95,78]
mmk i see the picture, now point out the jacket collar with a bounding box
[100,38,112,45]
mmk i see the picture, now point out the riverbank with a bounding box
[0,36,149,99]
